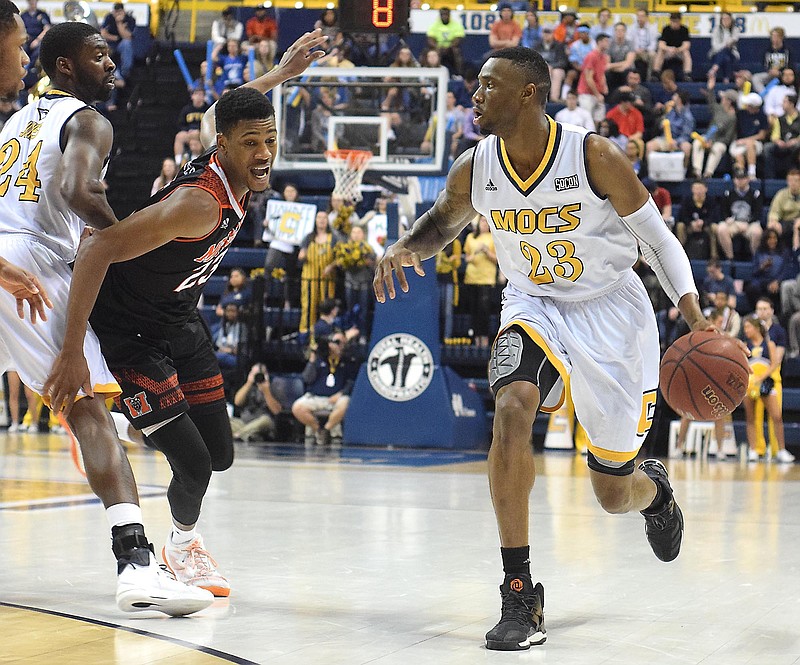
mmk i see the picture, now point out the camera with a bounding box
[254,372,266,384]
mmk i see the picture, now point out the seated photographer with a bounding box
[230,363,283,442]
[292,332,359,446]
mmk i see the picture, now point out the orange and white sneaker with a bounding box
[162,534,230,597]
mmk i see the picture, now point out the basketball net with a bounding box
[324,149,372,203]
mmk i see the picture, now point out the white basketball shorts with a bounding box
[0,235,119,399]
[498,270,660,463]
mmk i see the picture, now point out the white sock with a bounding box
[748,164,756,177]
[171,524,197,545]
[175,154,183,165]
[106,503,142,529]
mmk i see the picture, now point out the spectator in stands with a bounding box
[746,229,790,311]
[293,331,358,446]
[553,10,578,45]
[333,225,375,334]
[763,67,797,122]
[421,90,463,158]
[463,216,497,348]
[701,259,736,308]
[217,39,247,90]
[299,211,343,337]
[703,290,741,337]
[647,90,694,169]
[731,93,768,179]
[328,194,359,235]
[741,315,793,463]
[532,25,568,102]
[630,8,658,82]
[184,136,203,164]
[732,68,753,101]
[656,306,687,357]
[314,9,339,43]
[606,23,635,90]
[457,103,484,156]
[676,179,717,260]
[230,363,282,442]
[215,267,252,317]
[210,7,243,61]
[767,169,800,248]
[717,167,764,260]
[642,177,673,228]
[310,86,335,152]
[245,5,277,64]
[609,68,652,111]
[653,12,692,82]
[174,88,209,166]
[313,298,359,342]
[691,73,738,179]
[212,303,247,370]
[151,157,177,196]
[21,0,49,67]
[707,12,739,84]
[489,3,522,53]
[652,69,679,116]
[555,90,594,130]
[624,140,644,177]
[597,118,626,152]
[753,298,793,461]
[590,8,612,41]
[753,27,791,93]
[606,91,643,142]
[100,2,135,84]
[427,7,464,76]
[250,35,276,79]
[451,64,479,108]
[781,219,800,354]
[436,238,462,340]
[566,24,595,92]
[3,371,35,433]
[520,10,540,50]
[765,94,800,180]
[576,32,609,125]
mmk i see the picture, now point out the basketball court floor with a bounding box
[1,431,799,664]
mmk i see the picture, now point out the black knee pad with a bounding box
[189,408,234,472]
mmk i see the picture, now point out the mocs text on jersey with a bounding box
[490,203,581,235]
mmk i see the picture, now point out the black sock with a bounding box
[501,546,531,577]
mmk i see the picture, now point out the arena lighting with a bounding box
[490,4,498,10]
[558,4,567,11]
[456,3,464,8]
[326,2,334,6]
[294,1,303,7]
[421,2,430,8]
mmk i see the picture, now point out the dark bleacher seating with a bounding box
[203,276,227,301]
[763,179,786,200]
[220,247,267,269]
[733,261,754,282]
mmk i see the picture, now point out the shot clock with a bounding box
[338,0,410,33]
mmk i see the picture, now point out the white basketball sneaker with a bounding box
[116,550,213,616]
[162,533,230,597]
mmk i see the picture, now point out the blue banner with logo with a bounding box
[343,260,488,449]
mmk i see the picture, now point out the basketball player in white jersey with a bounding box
[375,47,742,650]
[0,21,213,615]
[0,0,52,320]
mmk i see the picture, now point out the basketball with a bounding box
[659,331,750,421]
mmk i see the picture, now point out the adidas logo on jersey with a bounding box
[485,179,497,192]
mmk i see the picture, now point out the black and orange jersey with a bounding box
[92,149,249,331]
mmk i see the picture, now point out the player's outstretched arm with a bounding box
[60,111,118,230]
[0,256,53,323]
[200,29,328,148]
[374,148,478,303]
[43,189,220,415]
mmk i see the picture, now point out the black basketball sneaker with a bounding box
[639,459,684,562]
[485,574,546,651]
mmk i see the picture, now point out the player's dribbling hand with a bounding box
[276,28,328,79]
[694,318,752,361]
[373,244,425,303]
[43,352,94,419]
[0,259,53,324]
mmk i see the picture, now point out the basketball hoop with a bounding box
[324,149,373,203]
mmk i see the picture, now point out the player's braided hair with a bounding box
[487,46,551,105]
[0,0,20,35]
[215,87,274,136]
[40,22,101,78]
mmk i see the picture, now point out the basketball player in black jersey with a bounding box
[45,31,327,597]
[0,0,51,320]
